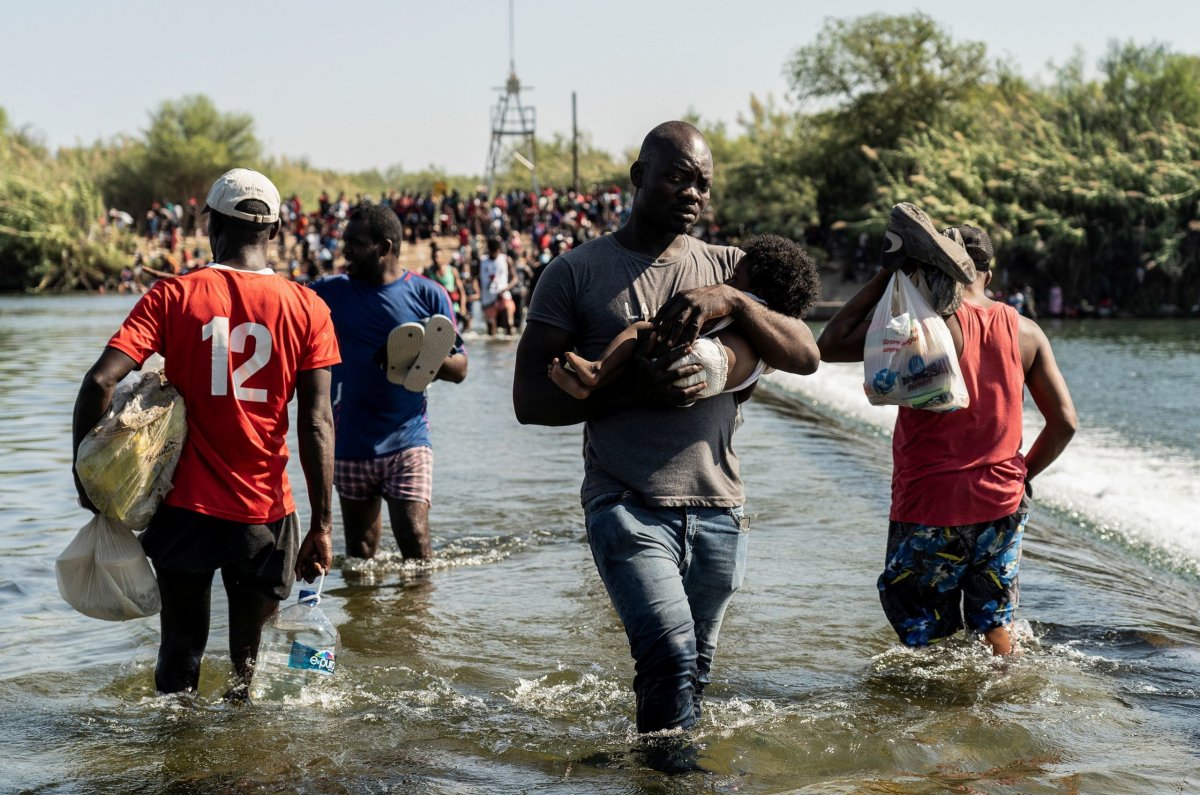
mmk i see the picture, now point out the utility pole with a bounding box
[571,91,579,194]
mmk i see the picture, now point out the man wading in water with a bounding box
[514,121,820,741]
[73,169,339,695]
[818,216,1077,654]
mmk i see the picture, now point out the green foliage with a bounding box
[104,95,261,215]
[857,43,1200,310]
[787,13,989,146]
[867,110,1200,305]
[6,32,1200,312]
[0,125,133,291]
[1101,42,1200,130]
[700,17,1200,313]
[692,99,820,241]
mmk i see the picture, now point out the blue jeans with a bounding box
[584,490,748,733]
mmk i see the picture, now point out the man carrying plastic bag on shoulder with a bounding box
[72,168,340,696]
[817,204,1077,657]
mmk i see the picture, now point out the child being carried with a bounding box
[550,234,821,400]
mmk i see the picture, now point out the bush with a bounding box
[0,133,133,291]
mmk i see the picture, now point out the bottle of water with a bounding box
[250,579,339,701]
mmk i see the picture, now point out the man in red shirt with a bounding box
[818,213,1077,655]
[73,168,341,694]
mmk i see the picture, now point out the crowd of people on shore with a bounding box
[108,184,659,334]
[109,186,1143,323]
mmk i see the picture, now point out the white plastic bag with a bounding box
[863,271,969,412]
[75,370,186,532]
[56,514,161,620]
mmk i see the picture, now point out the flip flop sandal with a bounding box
[386,322,425,385]
[403,314,457,392]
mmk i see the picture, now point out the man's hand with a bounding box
[651,284,739,349]
[295,523,333,583]
[625,338,708,407]
[295,367,335,581]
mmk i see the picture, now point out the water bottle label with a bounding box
[287,641,336,675]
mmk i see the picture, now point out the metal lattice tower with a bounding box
[484,0,537,196]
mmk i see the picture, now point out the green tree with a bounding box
[0,114,131,291]
[1101,42,1200,132]
[691,99,820,243]
[787,13,989,146]
[105,95,261,214]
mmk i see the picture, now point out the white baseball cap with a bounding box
[204,168,280,223]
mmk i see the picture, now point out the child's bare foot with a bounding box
[548,358,593,399]
[563,351,602,387]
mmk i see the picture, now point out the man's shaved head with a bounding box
[637,121,709,165]
[626,120,715,237]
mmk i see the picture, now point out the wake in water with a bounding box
[337,527,574,582]
[765,366,1200,575]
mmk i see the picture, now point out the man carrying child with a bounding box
[513,121,821,734]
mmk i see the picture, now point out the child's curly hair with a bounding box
[740,234,822,318]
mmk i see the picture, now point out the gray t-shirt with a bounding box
[527,233,744,508]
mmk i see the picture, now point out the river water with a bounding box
[2,294,1198,794]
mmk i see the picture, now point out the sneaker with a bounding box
[882,203,976,284]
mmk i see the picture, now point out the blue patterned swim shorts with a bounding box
[878,509,1026,647]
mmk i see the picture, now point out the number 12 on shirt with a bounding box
[202,316,272,402]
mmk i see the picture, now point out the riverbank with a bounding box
[18,228,1197,321]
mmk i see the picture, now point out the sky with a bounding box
[2,0,1198,177]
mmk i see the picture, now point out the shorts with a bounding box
[877,508,1026,646]
[334,445,433,504]
[482,296,515,321]
[140,505,299,600]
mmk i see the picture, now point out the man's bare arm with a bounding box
[294,367,335,581]
[436,352,468,384]
[72,347,139,510]
[816,270,892,363]
[652,284,819,375]
[1019,317,1077,483]
[515,321,605,426]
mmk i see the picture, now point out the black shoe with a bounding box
[882,203,976,284]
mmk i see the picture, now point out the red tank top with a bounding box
[889,301,1027,525]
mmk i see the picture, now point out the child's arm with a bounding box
[549,320,654,400]
[562,320,652,390]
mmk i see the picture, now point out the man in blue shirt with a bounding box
[312,204,467,559]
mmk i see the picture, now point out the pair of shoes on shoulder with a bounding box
[882,202,977,285]
[386,314,456,392]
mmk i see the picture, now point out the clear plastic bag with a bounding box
[75,370,187,532]
[55,514,161,620]
[863,271,969,412]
